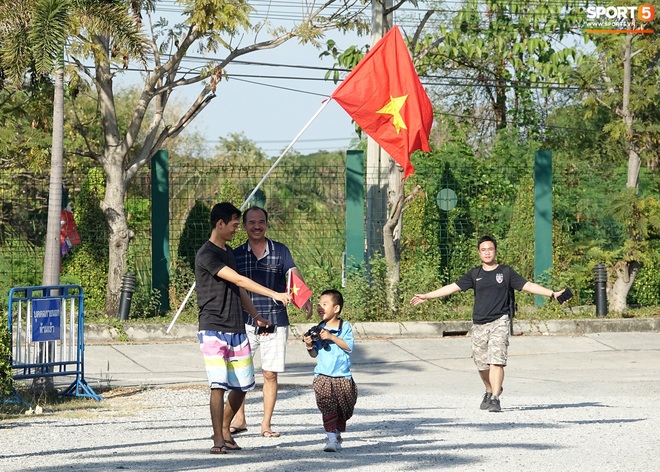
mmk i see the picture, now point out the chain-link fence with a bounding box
[0,159,348,314]
[0,155,657,317]
[165,160,347,314]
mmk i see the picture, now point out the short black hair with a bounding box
[243,206,268,224]
[321,289,344,314]
[210,202,241,228]
[477,235,497,250]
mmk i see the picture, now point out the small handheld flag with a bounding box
[287,270,312,309]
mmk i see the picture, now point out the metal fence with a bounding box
[0,155,655,315]
[0,159,348,313]
[7,284,101,400]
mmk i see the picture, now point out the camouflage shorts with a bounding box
[471,314,510,371]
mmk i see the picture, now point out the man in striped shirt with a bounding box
[230,206,313,438]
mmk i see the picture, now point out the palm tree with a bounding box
[0,0,145,287]
[30,0,70,287]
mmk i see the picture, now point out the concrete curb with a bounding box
[83,317,660,342]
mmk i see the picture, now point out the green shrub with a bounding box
[130,286,162,319]
[126,238,155,318]
[342,253,390,322]
[629,242,660,306]
[61,168,108,314]
[0,312,13,397]
[178,200,211,273]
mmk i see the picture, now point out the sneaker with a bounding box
[488,396,501,412]
[324,440,341,452]
[480,392,492,410]
[480,386,504,410]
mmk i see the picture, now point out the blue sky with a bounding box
[180,37,362,157]
[149,4,368,158]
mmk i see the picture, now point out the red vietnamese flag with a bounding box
[330,26,433,178]
[288,270,312,309]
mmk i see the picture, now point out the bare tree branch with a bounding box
[410,9,435,53]
[385,0,409,16]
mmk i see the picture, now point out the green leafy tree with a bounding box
[38,0,371,316]
[419,0,583,138]
[61,167,108,312]
[544,104,628,252]
[0,82,53,260]
[213,132,268,165]
[0,81,53,171]
[574,17,660,312]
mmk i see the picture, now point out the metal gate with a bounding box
[7,285,101,401]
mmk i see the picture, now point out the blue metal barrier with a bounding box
[7,285,102,401]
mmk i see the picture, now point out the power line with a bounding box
[74,59,584,93]
[151,1,594,42]
[206,136,356,145]
[227,76,329,97]
[136,3,591,96]
[63,3,600,155]
[141,49,585,91]
[155,1,590,21]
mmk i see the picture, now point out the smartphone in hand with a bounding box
[256,325,276,335]
[556,288,573,304]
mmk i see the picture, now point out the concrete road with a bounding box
[2,332,658,471]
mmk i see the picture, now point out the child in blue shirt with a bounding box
[302,289,358,453]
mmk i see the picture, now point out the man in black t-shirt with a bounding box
[411,235,568,413]
[195,202,291,454]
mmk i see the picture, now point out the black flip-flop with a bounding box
[224,439,242,451]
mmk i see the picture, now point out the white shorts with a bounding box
[246,324,289,373]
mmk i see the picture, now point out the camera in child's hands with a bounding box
[304,325,329,349]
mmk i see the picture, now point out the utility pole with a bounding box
[365,0,393,261]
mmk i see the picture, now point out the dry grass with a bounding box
[1,383,211,423]
[1,385,151,422]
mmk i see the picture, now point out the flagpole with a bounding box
[243,99,331,207]
[166,283,196,334]
[166,99,331,334]
[286,269,292,295]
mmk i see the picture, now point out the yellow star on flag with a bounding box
[377,95,408,133]
[291,284,300,295]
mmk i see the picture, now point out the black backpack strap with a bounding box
[502,265,516,318]
[503,265,515,336]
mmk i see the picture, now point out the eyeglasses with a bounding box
[479,247,496,253]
